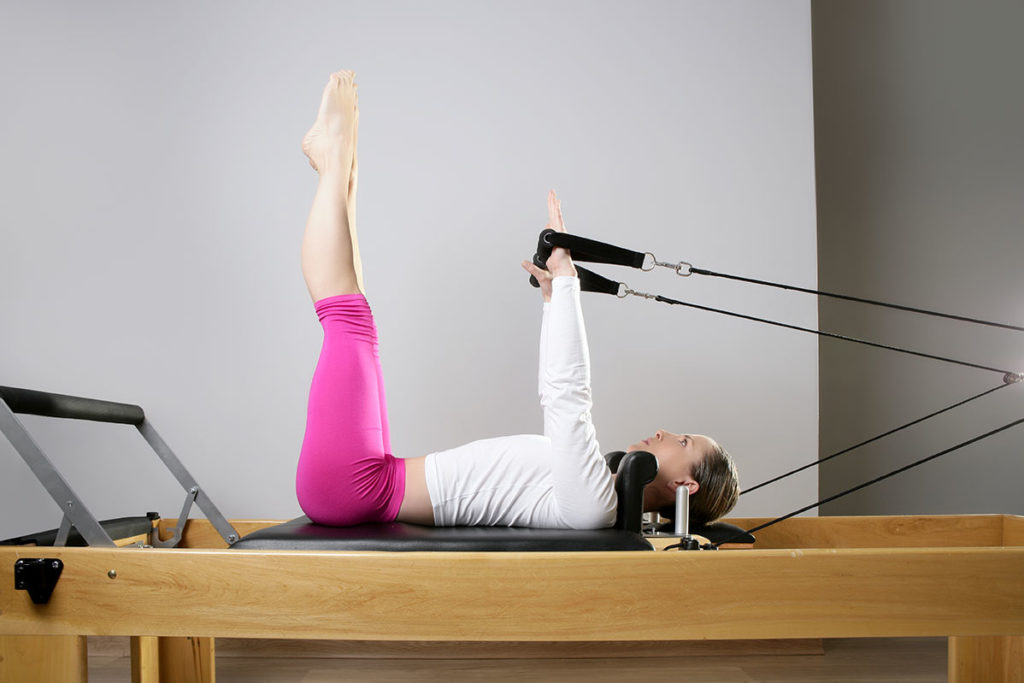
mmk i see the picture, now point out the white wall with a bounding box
[0,1,817,539]
[813,1,1024,515]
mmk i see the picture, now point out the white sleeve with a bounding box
[538,301,551,407]
[539,276,617,529]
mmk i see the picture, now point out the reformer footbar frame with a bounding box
[529,228,1024,547]
[0,386,239,549]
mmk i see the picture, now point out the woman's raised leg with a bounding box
[300,70,364,299]
[295,72,404,525]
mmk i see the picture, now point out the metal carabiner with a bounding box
[641,252,693,276]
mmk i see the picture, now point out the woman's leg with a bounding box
[295,72,402,525]
[300,70,364,299]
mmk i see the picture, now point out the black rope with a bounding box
[741,382,1013,495]
[690,267,1024,333]
[709,416,1024,549]
[652,294,1018,377]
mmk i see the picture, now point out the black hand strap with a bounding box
[535,229,647,268]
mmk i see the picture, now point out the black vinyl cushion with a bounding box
[233,517,654,551]
[234,450,660,552]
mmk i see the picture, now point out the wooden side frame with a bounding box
[1,514,1021,680]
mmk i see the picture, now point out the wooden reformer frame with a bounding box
[2,514,1022,682]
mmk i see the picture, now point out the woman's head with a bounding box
[628,430,740,527]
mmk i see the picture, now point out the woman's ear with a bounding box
[671,478,699,497]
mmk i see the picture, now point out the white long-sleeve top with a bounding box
[423,277,618,529]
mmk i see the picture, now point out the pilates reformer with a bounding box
[2,231,1023,681]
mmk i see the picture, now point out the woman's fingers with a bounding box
[521,260,550,279]
[550,191,567,229]
[546,189,567,233]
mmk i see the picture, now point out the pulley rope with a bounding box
[689,267,1024,333]
[647,292,1019,378]
[740,382,1013,495]
[707,416,1024,549]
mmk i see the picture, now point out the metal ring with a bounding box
[640,252,656,272]
[675,261,693,277]
[616,283,630,298]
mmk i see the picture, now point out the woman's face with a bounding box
[627,430,715,499]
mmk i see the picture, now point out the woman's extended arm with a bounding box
[520,191,616,529]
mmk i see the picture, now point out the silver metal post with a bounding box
[674,485,690,536]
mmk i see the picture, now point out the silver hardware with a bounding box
[640,252,692,276]
[1004,372,1023,385]
[137,420,239,547]
[150,484,199,548]
[107,570,117,579]
[618,284,657,300]
[674,486,690,537]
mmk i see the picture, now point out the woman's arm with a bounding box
[521,190,577,405]
[521,191,616,529]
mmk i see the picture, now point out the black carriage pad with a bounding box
[233,517,654,552]
[234,450,660,552]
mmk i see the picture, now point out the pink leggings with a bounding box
[295,294,406,525]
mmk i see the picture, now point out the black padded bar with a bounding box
[608,450,659,533]
[0,386,145,425]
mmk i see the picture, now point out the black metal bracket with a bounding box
[14,558,63,604]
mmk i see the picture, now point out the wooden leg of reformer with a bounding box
[161,636,215,683]
[131,636,215,683]
[949,635,1024,683]
[131,636,160,683]
[131,634,215,683]
[0,635,87,683]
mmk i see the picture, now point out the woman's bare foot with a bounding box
[301,70,358,180]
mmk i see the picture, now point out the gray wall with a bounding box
[0,1,818,539]
[813,1,1024,515]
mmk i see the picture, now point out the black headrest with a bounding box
[606,450,658,533]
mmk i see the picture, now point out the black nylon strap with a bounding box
[536,229,647,268]
[529,265,622,296]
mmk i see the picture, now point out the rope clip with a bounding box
[641,252,693,276]
[617,284,657,300]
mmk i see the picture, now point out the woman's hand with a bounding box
[520,190,576,302]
